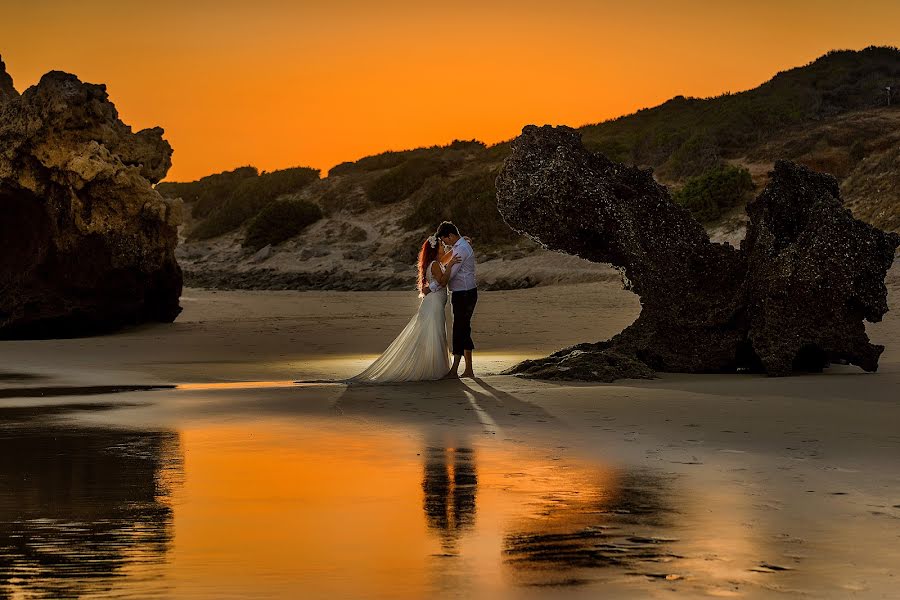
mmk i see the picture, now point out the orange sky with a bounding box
[2,1,899,181]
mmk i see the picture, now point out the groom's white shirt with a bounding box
[448,237,477,292]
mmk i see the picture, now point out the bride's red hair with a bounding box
[417,239,439,295]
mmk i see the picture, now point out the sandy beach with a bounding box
[1,266,898,599]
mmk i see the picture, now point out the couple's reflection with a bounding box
[332,380,679,581]
[422,442,477,555]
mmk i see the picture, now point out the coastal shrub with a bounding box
[243,197,322,250]
[402,170,517,244]
[482,141,512,163]
[329,150,411,177]
[156,166,258,218]
[585,138,631,163]
[189,166,320,240]
[328,139,486,177]
[319,177,368,215]
[444,139,486,153]
[579,47,900,172]
[659,133,722,179]
[364,156,450,204]
[673,164,755,223]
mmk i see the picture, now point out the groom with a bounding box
[436,221,477,379]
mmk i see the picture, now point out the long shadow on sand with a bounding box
[331,378,560,436]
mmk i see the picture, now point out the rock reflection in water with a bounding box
[422,445,477,555]
[0,420,182,598]
[503,469,680,586]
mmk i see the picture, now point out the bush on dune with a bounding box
[328,150,412,177]
[328,139,487,178]
[402,170,517,244]
[156,166,258,218]
[189,166,320,240]
[658,133,722,179]
[673,164,755,223]
[364,156,453,204]
[243,197,323,250]
[579,46,900,173]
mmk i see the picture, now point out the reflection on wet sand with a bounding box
[503,469,680,586]
[0,385,683,598]
[417,436,680,587]
[0,407,182,599]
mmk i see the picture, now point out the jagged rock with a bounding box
[496,125,899,380]
[742,161,897,375]
[0,58,182,338]
[0,56,17,103]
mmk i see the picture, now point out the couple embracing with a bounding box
[350,221,477,384]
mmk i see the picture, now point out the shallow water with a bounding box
[0,376,897,599]
[0,384,691,600]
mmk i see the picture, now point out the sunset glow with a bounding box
[2,1,899,180]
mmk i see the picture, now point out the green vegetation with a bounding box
[364,156,452,204]
[658,133,721,179]
[328,139,486,178]
[244,197,323,250]
[188,167,320,240]
[673,165,755,222]
[580,46,900,178]
[319,177,366,215]
[402,169,517,244]
[329,140,492,206]
[156,166,258,218]
[328,150,411,177]
[168,48,900,245]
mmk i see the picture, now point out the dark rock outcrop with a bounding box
[0,56,17,102]
[496,125,900,380]
[0,57,182,338]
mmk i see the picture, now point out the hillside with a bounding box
[159,47,900,292]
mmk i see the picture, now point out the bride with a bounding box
[348,235,461,383]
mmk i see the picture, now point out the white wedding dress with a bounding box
[349,261,450,383]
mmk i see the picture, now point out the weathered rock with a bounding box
[0,58,182,338]
[511,343,656,382]
[742,161,898,375]
[0,56,17,103]
[496,125,900,380]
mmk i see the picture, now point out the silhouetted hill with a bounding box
[159,47,900,291]
[580,46,900,179]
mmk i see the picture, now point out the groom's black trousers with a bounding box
[450,288,478,357]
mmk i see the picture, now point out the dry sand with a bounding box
[0,264,898,598]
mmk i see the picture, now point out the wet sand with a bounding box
[0,276,898,598]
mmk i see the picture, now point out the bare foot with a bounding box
[441,371,460,380]
[460,370,475,379]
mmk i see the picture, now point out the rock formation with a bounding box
[0,56,17,102]
[496,125,900,381]
[0,56,182,338]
